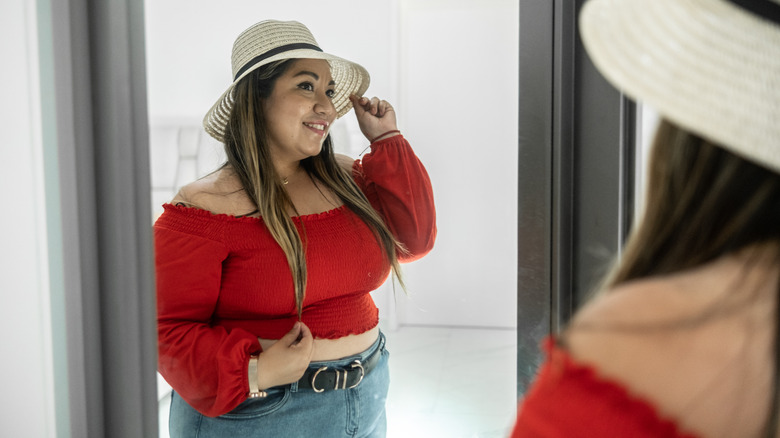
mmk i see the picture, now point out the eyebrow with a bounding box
[293,70,336,86]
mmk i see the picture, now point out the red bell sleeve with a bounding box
[154,208,262,417]
[352,134,437,261]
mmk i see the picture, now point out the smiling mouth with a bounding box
[303,122,328,131]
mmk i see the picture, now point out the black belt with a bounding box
[296,336,384,392]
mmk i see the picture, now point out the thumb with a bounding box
[279,321,303,346]
[350,95,367,117]
[297,321,313,344]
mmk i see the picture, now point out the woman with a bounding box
[513,0,780,437]
[154,20,436,437]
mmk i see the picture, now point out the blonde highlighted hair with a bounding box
[222,59,406,319]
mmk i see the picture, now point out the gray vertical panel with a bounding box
[87,0,158,436]
[571,2,636,307]
[517,0,636,398]
[44,0,105,435]
[517,0,554,396]
[551,0,576,332]
[619,96,637,246]
[41,0,157,436]
[35,1,71,434]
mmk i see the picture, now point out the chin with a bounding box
[300,147,323,160]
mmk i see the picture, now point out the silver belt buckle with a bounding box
[310,359,365,392]
[347,360,365,389]
[311,366,328,393]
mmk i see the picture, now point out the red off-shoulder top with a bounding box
[511,338,699,438]
[154,135,436,417]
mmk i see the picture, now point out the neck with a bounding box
[277,162,303,185]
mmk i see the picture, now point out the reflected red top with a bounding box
[155,135,436,417]
[512,338,699,438]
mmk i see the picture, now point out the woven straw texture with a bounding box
[580,0,780,173]
[203,20,370,142]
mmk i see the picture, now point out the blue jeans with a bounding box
[170,332,390,438]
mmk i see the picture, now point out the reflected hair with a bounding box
[603,119,780,436]
[221,59,406,319]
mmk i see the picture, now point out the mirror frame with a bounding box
[39,0,157,436]
[39,0,639,435]
[516,0,637,396]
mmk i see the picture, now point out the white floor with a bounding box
[158,326,518,438]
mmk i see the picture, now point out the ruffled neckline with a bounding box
[542,336,699,437]
[162,203,348,223]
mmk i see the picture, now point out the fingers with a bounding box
[280,321,303,346]
[298,321,312,340]
[378,99,394,117]
[295,322,314,349]
[367,97,380,116]
[349,94,365,116]
[258,322,314,387]
[350,94,399,141]
[350,94,394,117]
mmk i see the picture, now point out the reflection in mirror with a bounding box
[145,1,518,436]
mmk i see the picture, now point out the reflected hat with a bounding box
[203,20,370,142]
[579,0,780,173]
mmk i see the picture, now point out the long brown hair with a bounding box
[604,119,780,435]
[222,59,406,319]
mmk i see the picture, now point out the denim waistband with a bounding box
[308,330,385,369]
[282,331,385,393]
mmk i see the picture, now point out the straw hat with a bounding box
[579,0,780,173]
[203,20,370,142]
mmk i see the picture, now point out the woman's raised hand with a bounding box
[256,321,314,389]
[350,95,401,143]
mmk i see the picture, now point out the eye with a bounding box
[326,89,336,99]
[297,82,314,91]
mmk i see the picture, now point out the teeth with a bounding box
[304,123,326,130]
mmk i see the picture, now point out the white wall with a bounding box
[145,0,518,329]
[145,0,399,123]
[396,0,518,328]
[0,0,55,436]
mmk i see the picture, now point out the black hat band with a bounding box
[727,0,780,25]
[234,43,323,81]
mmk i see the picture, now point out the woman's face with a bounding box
[262,58,337,166]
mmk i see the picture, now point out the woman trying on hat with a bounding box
[513,0,780,437]
[154,20,436,437]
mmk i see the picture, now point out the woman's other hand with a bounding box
[350,95,400,142]
[256,321,314,389]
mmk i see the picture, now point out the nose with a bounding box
[314,92,336,118]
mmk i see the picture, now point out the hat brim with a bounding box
[203,49,370,143]
[580,0,780,173]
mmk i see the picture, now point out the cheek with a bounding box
[266,107,301,137]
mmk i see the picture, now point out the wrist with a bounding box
[247,354,267,398]
[370,129,401,143]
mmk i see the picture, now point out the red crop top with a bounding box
[511,338,699,438]
[155,135,436,417]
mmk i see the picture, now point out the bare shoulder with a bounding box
[335,154,356,173]
[564,278,693,367]
[563,265,773,437]
[564,279,686,380]
[172,168,256,216]
[566,258,775,361]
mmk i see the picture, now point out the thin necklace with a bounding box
[282,166,302,185]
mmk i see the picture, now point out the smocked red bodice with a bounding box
[155,135,436,417]
[155,203,387,340]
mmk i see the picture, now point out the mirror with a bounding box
[145,0,518,436]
